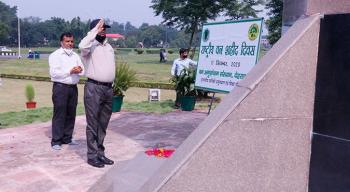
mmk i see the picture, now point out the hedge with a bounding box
[145,49,161,54]
[0,74,175,90]
[136,49,144,54]
[115,48,134,53]
[130,81,174,89]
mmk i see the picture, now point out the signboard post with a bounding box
[195,18,263,93]
[195,18,263,113]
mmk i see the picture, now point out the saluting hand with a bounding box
[96,19,105,34]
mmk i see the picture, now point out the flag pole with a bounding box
[17,6,21,59]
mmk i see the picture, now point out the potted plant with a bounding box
[171,66,197,111]
[112,62,137,112]
[25,83,36,109]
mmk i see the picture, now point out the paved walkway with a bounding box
[0,111,207,192]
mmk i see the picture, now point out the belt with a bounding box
[53,82,77,87]
[87,78,112,88]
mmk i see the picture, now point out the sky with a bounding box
[1,0,268,30]
[1,0,164,27]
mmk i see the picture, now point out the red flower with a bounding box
[145,148,175,158]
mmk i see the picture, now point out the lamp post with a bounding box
[165,26,167,48]
[17,6,21,59]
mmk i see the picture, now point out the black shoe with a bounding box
[98,156,114,165]
[87,159,105,168]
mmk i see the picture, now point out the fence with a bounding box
[0,52,17,56]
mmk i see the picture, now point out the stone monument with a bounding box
[91,1,350,191]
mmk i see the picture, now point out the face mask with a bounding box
[63,48,73,56]
[96,35,106,44]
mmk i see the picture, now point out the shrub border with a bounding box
[0,74,175,90]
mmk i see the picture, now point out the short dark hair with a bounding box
[60,32,73,41]
[179,48,188,55]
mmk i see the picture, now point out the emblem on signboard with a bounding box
[248,24,259,41]
[203,28,210,42]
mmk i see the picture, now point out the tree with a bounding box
[68,17,89,47]
[265,0,283,45]
[222,0,264,20]
[42,17,69,46]
[124,35,137,48]
[4,0,262,48]
[21,18,45,47]
[139,25,162,47]
[0,22,9,43]
[110,21,126,35]
[170,30,200,48]
[151,0,222,57]
[0,1,18,45]
[124,22,138,36]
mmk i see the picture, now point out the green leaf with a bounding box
[113,61,137,96]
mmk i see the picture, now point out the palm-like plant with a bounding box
[171,66,197,97]
[25,84,35,102]
[113,62,137,96]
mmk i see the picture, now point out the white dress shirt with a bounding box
[79,27,115,83]
[49,48,84,85]
[171,58,197,76]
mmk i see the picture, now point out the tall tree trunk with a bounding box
[188,19,198,59]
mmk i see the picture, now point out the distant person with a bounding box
[49,32,84,150]
[163,50,167,62]
[79,19,115,168]
[28,48,33,59]
[159,49,165,62]
[170,48,197,108]
[138,42,144,48]
[29,49,32,58]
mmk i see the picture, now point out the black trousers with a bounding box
[84,82,113,160]
[51,82,78,146]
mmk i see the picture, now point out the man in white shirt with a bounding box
[170,48,197,107]
[49,32,84,150]
[79,19,115,168]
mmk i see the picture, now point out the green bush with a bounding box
[116,48,133,54]
[136,49,144,54]
[25,84,35,102]
[171,66,197,96]
[113,62,137,96]
[145,49,161,54]
[168,50,174,54]
[131,81,174,89]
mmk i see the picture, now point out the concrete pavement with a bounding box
[0,111,206,192]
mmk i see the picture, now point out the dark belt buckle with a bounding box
[88,78,112,87]
[54,82,76,87]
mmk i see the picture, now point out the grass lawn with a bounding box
[0,79,179,113]
[0,49,177,83]
[119,53,176,83]
[0,101,178,128]
[0,78,223,128]
[0,48,268,83]
[0,48,268,127]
